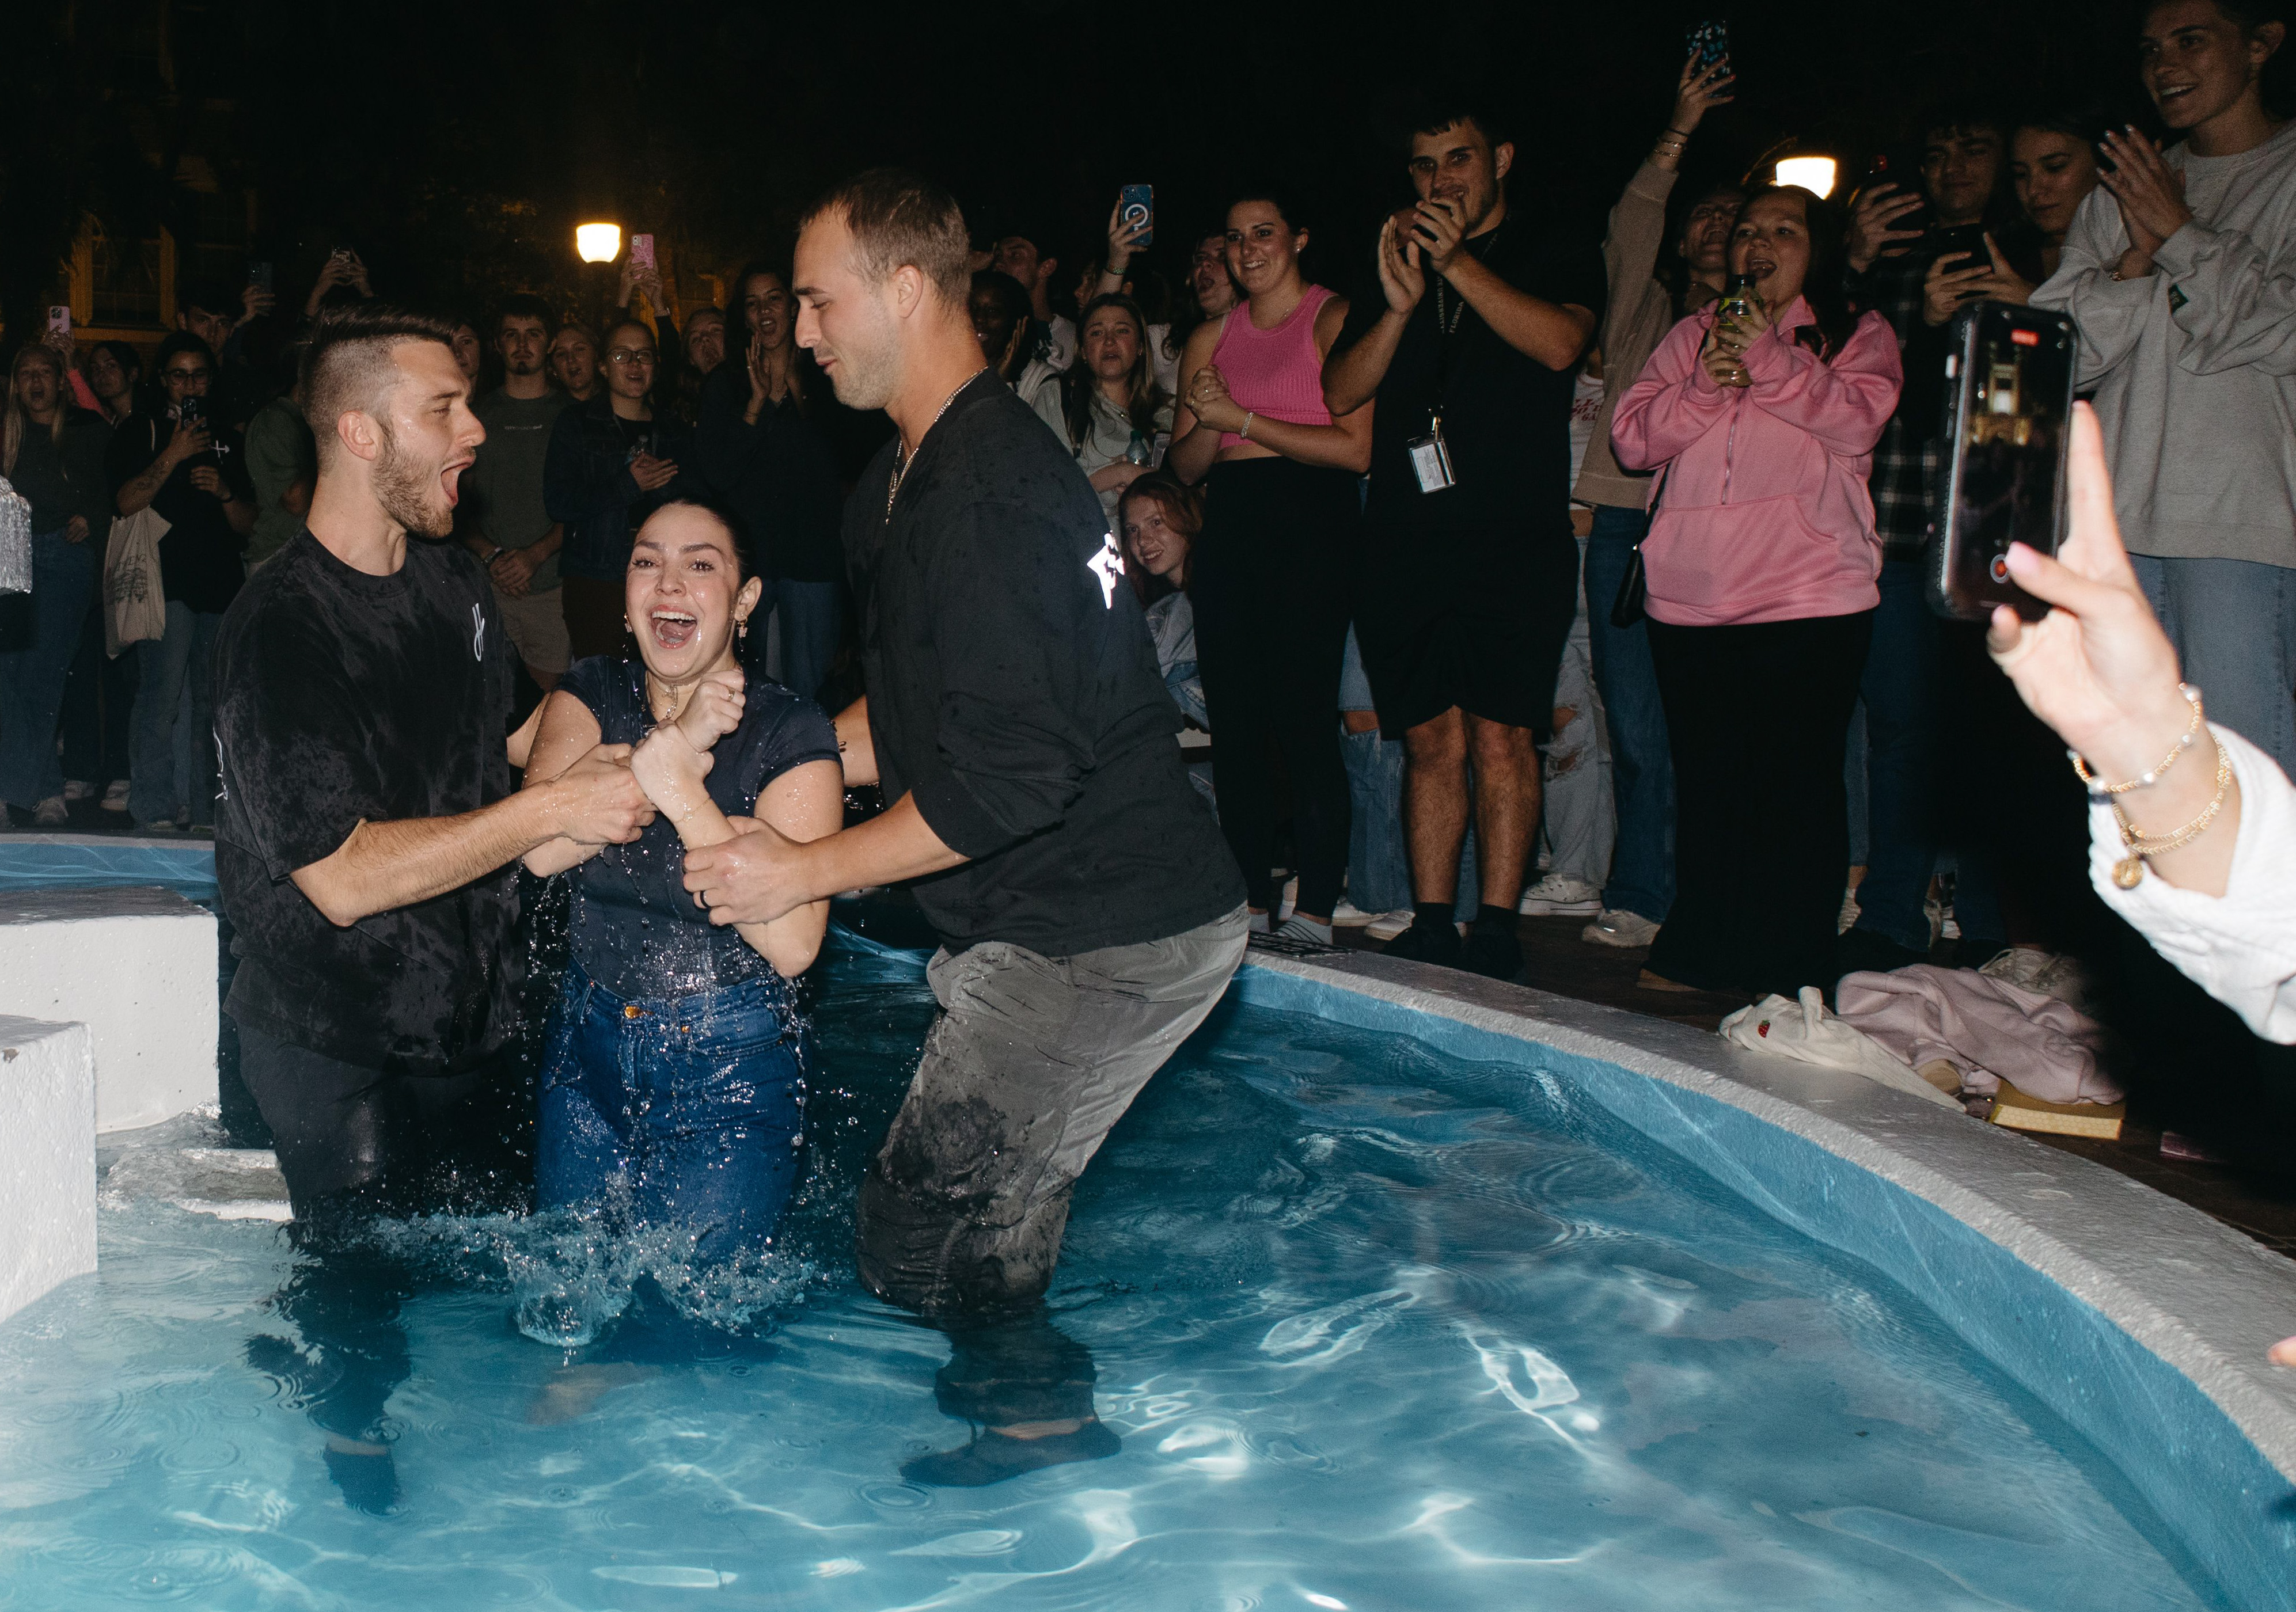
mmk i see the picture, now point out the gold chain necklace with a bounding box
[885,367,988,519]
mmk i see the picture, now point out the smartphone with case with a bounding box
[45,305,70,337]
[1928,301,2078,622]
[1119,184,1153,248]
[1686,18,1729,70]
[629,233,656,273]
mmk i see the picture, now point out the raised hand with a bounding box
[1987,404,2188,782]
[1407,196,1468,276]
[1669,51,1736,134]
[1376,214,1427,315]
[1105,199,1152,275]
[2099,127,2192,255]
[1847,184,1927,274]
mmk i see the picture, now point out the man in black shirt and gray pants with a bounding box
[684,170,1246,1484]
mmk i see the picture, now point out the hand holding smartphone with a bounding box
[1118,185,1153,249]
[1929,301,2079,621]
[1686,18,1729,70]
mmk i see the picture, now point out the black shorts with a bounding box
[1355,522,1580,739]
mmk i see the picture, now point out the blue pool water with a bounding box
[0,942,2230,1610]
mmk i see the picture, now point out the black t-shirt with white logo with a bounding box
[842,370,1242,957]
[214,529,521,1074]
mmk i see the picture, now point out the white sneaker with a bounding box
[33,796,69,827]
[1365,910,1415,941]
[1331,899,1377,927]
[1581,908,1660,948]
[1277,875,1299,923]
[1838,886,1862,934]
[62,779,93,802]
[101,780,130,812]
[1518,873,1601,917]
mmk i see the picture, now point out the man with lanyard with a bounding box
[681,169,1246,1484]
[1325,102,1605,982]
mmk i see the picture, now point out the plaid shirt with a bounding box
[1850,243,1942,559]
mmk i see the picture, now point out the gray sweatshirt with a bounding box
[2032,119,2296,567]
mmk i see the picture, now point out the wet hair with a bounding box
[298,303,459,466]
[1736,185,1860,362]
[1058,294,1167,453]
[1117,471,1202,601]
[639,496,750,582]
[799,168,971,307]
[496,292,553,334]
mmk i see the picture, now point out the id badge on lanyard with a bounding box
[1411,282,1467,494]
[1407,415,1456,493]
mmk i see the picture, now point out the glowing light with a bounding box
[575,223,623,264]
[1774,157,1839,199]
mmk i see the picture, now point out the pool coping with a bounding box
[1235,948,2296,1604]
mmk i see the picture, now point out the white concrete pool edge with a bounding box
[1237,949,2296,1484]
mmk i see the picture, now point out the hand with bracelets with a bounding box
[1987,402,2241,898]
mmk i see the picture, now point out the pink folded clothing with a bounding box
[1834,964,2123,1105]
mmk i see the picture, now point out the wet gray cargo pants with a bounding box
[856,906,1250,1316]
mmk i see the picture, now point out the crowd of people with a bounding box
[2,0,2295,1506]
[6,0,2286,1017]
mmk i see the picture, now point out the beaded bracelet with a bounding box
[2108,733,2233,889]
[2070,683,2203,799]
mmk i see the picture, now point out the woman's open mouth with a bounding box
[651,609,699,651]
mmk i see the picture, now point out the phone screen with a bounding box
[1941,304,2075,619]
[1686,19,1729,69]
[1119,185,1153,248]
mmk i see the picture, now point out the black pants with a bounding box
[1646,609,1873,998]
[60,599,133,786]
[1189,457,1356,917]
[234,1022,530,1219]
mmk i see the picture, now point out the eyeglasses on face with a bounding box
[606,349,656,366]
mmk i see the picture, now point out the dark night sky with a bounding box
[7,0,2160,332]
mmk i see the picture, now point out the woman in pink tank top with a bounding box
[1166,192,1372,940]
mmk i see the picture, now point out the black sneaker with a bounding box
[1384,917,1461,967]
[1459,922,1524,982]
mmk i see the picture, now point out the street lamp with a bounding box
[576,222,623,264]
[1773,157,1839,199]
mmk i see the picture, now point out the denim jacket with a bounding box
[543,393,698,581]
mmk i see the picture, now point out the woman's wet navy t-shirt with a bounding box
[557,656,838,1001]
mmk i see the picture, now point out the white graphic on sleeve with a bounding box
[1088,533,1125,608]
[471,602,487,661]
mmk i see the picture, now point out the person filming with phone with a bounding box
[1610,185,1902,1002]
[1320,101,1604,980]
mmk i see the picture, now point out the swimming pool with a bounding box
[1,915,2284,1610]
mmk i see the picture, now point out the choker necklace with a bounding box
[886,367,988,519]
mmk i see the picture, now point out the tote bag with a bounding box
[104,505,169,656]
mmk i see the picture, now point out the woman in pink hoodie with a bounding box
[1611,185,1903,999]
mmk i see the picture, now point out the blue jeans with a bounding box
[2128,553,2296,778]
[0,530,96,809]
[130,601,221,827]
[1850,558,1941,953]
[1583,505,1673,922]
[1339,625,1411,914]
[761,579,842,701]
[538,964,807,1264]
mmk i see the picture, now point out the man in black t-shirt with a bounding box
[1325,104,1605,982]
[214,305,655,1215]
[684,170,1246,1485]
